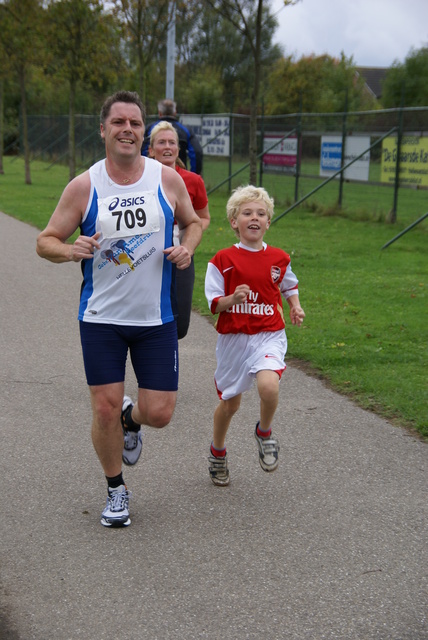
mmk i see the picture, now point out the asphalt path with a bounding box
[1,211,426,640]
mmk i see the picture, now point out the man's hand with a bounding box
[163,245,192,270]
[70,232,101,262]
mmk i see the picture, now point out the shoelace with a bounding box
[108,489,130,512]
[124,431,139,450]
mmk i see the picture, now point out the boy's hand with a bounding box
[289,305,305,326]
[232,284,251,305]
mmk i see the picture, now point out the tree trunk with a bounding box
[0,79,4,174]
[19,66,31,185]
[248,0,263,186]
[137,40,146,103]
[68,79,76,181]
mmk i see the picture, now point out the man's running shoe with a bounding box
[254,422,280,472]
[208,451,230,486]
[101,485,131,527]
[121,395,143,466]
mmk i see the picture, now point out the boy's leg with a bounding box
[256,369,280,432]
[208,395,241,486]
[255,370,280,472]
[213,394,241,450]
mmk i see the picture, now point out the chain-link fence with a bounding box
[24,106,428,168]
[22,107,428,222]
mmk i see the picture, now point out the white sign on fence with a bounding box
[181,115,230,157]
[263,134,298,173]
[320,136,370,181]
[202,116,230,156]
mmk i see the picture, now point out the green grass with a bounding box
[1,156,427,436]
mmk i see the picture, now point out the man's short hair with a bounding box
[157,99,177,117]
[100,91,146,126]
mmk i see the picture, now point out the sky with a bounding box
[270,0,428,67]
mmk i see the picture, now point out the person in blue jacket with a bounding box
[142,99,203,175]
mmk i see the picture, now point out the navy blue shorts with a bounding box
[79,321,178,389]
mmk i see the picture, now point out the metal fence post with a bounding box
[228,112,233,193]
[258,98,265,187]
[338,90,348,207]
[390,83,405,223]
[294,94,303,203]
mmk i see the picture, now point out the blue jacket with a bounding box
[142,116,203,175]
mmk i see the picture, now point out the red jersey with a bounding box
[176,165,208,210]
[205,243,299,335]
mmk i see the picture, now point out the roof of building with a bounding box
[355,66,389,99]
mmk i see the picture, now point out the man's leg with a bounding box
[90,381,133,527]
[126,321,179,430]
[132,388,177,428]
[89,381,125,478]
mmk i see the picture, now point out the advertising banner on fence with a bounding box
[202,116,230,156]
[181,115,230,157]
[381,136,428,187]
[262,134,298,173]
[320,136,370,181]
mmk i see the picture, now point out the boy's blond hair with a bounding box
[226,185,274,237]
[149,120,179,148]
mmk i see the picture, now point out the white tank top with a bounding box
[78,157,176,326]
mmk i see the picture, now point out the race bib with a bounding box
[98,190,160,239]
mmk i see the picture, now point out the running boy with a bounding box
[205,185,305,486]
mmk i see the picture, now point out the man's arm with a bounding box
[161,166,202,269]
[36,172,100,263]
[195,204,210,232]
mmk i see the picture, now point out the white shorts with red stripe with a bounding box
[214,330,287,400]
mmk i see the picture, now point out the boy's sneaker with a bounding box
[101,485,131,527]
[208,451,230,486]
[121,396,143,466]
[254,422,280,472]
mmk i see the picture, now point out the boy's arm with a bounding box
[205,261,250,314]
[213,284,250,314]
[286,294,305,326]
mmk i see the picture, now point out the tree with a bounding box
[202,0,293,185]
[265,52,376,115]
[44,0,123,181]
[0,0,43,184]
[0,79,4,174]
[382,46,428,108]
[111,0,173,106]
[0,39,7,174]
[178,67,225,114]
[180,3,281,111]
